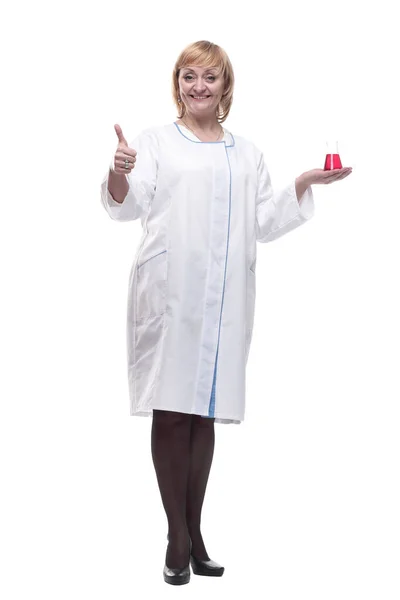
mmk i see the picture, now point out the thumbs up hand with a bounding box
[112,124,137,175]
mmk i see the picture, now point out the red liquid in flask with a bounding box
[324,153,342,170]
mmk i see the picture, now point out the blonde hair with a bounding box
[172,40,235,124]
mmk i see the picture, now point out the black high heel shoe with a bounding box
[167,533,225,577]
[163,535,192,585]
[163,563,190,585]
[190,553,225,577]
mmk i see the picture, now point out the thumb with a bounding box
[114,123,128,146]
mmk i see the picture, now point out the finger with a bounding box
[116,147,137,159]
[114,123,128,146]
[329,172,349,183]
[336,168,353,179]
[114,166,133,174]
[121,147,137,158]
[332,172,346,181]
[113,161,134,173]
[325,173,342,184]
[323,169,342,178]
[115,157,136,169]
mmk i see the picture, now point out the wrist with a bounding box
[295,172,313,204]
[297,172,314,187]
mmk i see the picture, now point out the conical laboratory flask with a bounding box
[324,140,342,170]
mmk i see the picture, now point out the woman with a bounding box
[100,40,352,585]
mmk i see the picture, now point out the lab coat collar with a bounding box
[173,122,235,148]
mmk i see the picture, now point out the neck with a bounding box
[180,113,221,133]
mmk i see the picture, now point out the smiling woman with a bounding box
[171,41,235,131]
[101,38,320,586]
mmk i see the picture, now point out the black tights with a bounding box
[151,409,215,569]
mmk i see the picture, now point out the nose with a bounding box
[191,84,207,93]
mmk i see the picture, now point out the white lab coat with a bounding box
[100,122,315,424]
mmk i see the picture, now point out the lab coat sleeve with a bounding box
[100,128,158,222]
[255,152,315,243]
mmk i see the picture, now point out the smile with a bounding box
[190,95,210,100]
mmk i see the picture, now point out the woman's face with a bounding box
[178,65,225,117]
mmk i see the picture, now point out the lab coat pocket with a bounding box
[136,250,168,321]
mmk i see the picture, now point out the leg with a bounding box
[151,409,192,569]
[186,414,215,561]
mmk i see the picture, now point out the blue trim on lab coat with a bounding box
[173,122,234,419]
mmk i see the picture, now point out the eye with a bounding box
[183,75,216,81]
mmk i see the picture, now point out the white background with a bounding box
[1,0,400,598]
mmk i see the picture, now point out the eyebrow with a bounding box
[182,67,219,72]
